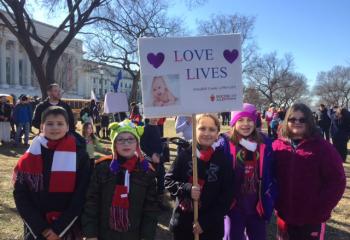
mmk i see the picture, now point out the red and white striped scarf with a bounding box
[13,134,77,193]
[196,141,220,162]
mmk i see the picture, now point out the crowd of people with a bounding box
[3,83,349,240]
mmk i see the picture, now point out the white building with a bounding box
[0,13,140,102]
[81,60,141,102]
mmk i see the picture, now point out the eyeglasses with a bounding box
[287,118,306,124]
[116,138,137,145]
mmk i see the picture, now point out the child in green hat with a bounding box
[82,119,159,240]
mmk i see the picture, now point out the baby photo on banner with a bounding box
[138,34,243,117]
[144,74,180,107]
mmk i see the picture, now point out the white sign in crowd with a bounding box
[138,34,243,117]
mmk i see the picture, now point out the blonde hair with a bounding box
[196,114,220,132]
[152,76,167,88]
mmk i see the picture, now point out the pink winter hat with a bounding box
[230,103,257,126]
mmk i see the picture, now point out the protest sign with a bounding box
[104,92,128,113]
[138,34,243,117]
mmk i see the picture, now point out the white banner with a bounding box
[104,92,128,113]
[138,34,243,117]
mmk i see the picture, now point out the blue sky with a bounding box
[168,0,350,87]
[31,0,350,87]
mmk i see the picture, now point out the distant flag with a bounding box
[112,70,122,92]
[91,89,97,101]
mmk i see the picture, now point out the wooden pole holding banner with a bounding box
[191,114,199,240]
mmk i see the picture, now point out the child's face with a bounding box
[86,124,93,136]
[152,78,166,98]
[235,117,255,137]
[287,110,307,139]
[41,114,69,140]
[115,132,137,159]
[196,116,219,149]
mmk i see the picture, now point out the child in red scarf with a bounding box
[165,114,234,240]
[82,119,159,240]
[13,106,90,240]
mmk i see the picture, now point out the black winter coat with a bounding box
[32,99,75,131]
[13,136,90,240]
[164,146,234,239]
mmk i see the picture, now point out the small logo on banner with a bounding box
[210,94,215,102]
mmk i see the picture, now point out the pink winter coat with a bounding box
[272,136,346,225]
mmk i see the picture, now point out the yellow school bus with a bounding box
[0,94,14,105]
[61,98,91,114]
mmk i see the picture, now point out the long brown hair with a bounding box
[82,122,96,140]
[280,103,319,139]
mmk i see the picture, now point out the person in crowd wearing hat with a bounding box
[13,106,90,240]
[221,103,277,240]
[82,119,159,240]
[273,103,346,240]
[165,114,234,240]
[13,95,32,147]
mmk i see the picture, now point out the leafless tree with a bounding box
[183,0,208,9]
[273,72,309,108]
[313,65,350,108]
[85,0,183,102]
[0,0,106,98]
[243,85,267,111]
[247,52,301,106]
[196,13,257,75]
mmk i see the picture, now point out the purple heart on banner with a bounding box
[147,52,165,68]
[223,49,239,64]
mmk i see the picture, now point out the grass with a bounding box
[0,119,349,239]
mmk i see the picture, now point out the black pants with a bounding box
[320,126,330,141]
[333,137,348,162]
[267,124,272,137]
[173,228,222,240]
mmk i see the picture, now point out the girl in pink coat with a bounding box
[272,103,346,240]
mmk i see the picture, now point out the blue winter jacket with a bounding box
[13,103,32,124]
[218,133,277,220]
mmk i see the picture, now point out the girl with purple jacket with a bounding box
[273,103,346,240]
[222,103,277,240]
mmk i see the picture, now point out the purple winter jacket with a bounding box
[272,136,346,225]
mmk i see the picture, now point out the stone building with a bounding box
[0,13,140,102]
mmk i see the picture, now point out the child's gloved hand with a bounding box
[193,222,203,235]
[191,184,201,200]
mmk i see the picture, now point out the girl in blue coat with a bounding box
[222,103,277,240]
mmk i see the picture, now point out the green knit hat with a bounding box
[109,119,144,153]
